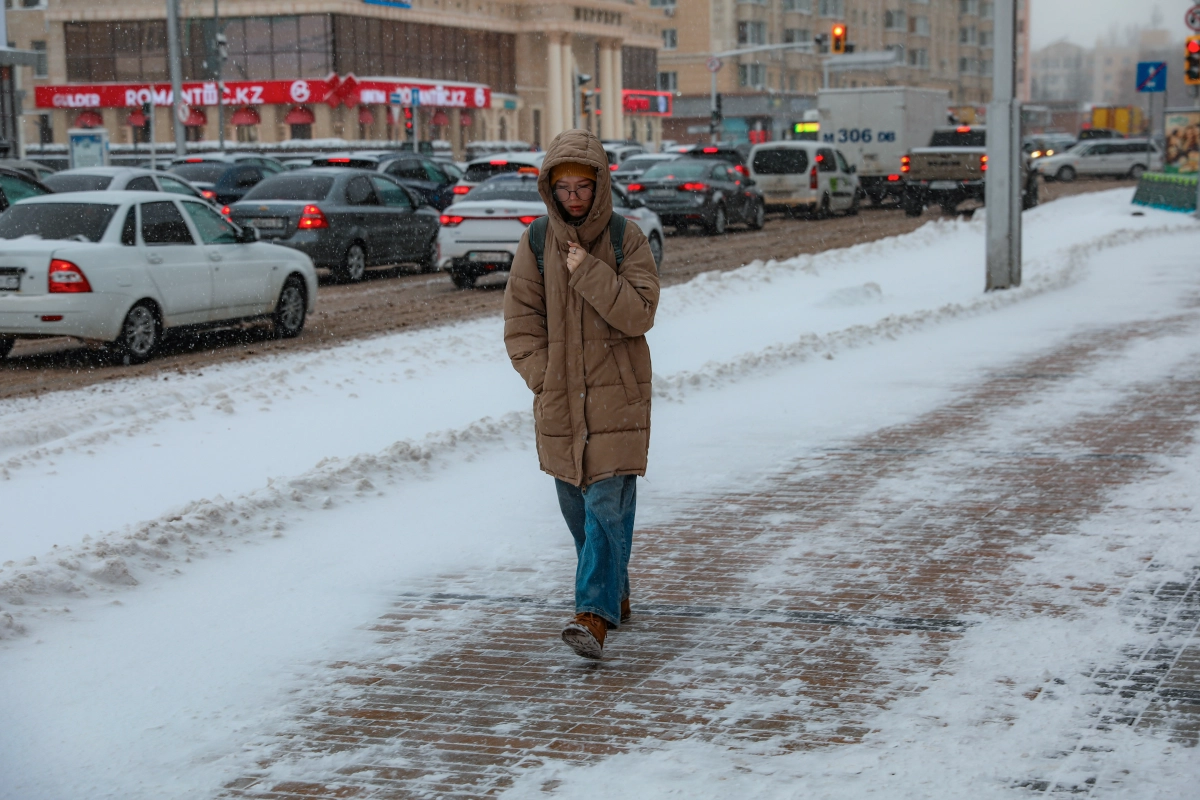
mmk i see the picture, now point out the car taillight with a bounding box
[609,163,619,171]
[702,147,718,154]
[327,158,351,163]
[298,204,329,229]
[734,164,748,176]
[48,259,92,293]
[185,158,204,163]
[809,166,818,190]
[452,185,471,195]
[221,205,231,217]
[518,215,539,225]
[900,155,911,173]
[956,125,972,133]
[626,183,644,192]
[201,190,216,200]
[679,182,708,191]
[980,155,988,172]
[489,159,509,166]
[887,174,901,182]
[440,214,465,226]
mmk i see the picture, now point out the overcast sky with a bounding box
[1030,0,1195,50]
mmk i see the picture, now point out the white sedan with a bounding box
[0,192,317,364]
[438,174,665,289]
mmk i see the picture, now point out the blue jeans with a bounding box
[555,475,637,627]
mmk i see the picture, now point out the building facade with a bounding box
[653,0,1026,144]
[17,0,664,156]
[1030,39,1091,103]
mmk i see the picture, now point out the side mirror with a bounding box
[849,164,857,174]
[237,225,260,243]
[628,196,645,209]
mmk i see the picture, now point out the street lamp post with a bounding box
[984,0,1021,290]
[166,0,186,156]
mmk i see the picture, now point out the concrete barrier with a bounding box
[1132,172,1198,213]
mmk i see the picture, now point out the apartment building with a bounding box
[17,0,663,155]
[653,0,1029,144]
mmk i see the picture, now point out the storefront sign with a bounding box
[622,90,672,117]
[36,75,491,111]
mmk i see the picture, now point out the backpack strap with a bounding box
[608,214,627,268]
[530,214,626,275]
[529,216,549,275]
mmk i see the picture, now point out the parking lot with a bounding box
[0,178,1129,400]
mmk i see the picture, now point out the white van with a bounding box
[747,141,860,216]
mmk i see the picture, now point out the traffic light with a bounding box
[831,24,847,55]
[582,90,593,115]
[402,106,414,138]
[1187,36,1200,86]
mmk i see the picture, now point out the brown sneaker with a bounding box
[561,613,607,659]
[606,599,633,631]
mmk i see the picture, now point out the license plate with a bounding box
[0,275,17,291]
[651,190,676,198]
[468,251,511,263]
[929,181,959,190]
[246,217,285,229]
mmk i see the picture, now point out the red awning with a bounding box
[126,109,147,127]
[74,110,104,128]
[230,106,261,126]
[358,106,374,126]
[285,105,315,125]
[183,106,207,127]
[431,110,449,126]
[459,113,472,126]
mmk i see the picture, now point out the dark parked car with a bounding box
[226,168,440,282]
[0,166,52,211]
[378,157,463,210]
[674,144,750,176]
[626,157,764,234]
[167,153,285,173]
[168,160,274,206]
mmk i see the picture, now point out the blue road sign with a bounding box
[1137,61,1167,93]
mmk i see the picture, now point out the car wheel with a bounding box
[815,194,832,220]
[0,336,13,359]
[112,302,160,365]
[451,272,476,289]
[648,231,663,269]
[272,275,307,339]
[417,236,439,274]
[1022,173,1040,210]
[747,201,765,230]
[337,242,367,283]
[1056,165,1076,182]
[1129,164,1146,181]
[902,191,924,218]
[845,190,861,217]
[705,205,727,235]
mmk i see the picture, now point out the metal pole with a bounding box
[149,95,157,171]
[215,0,224,152]
[166,0,186,156]
[710,70,717,144]
[985,0,1021,290]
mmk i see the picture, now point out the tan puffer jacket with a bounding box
[503,129,660,487]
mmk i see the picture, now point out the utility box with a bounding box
[818,86,950,204]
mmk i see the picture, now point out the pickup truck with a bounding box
[900,125,1038,216]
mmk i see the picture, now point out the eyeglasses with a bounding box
[553,184,595,202]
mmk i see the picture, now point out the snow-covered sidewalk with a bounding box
[2,190,1199,799]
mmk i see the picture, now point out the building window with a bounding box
[290,123,312,140]
[783,29,810,44]
[978,29,993,47]
[782,0,812,10]
[959,57,978,74]
[649,0,676,6]
[31,41,47,78]
[662,29,677,50]
[37,113,52,146]
[960,26,977,44]
[886,44,905,62]
[817,0,844,17]
[980,1,993,18]
[738,63,766,88]
[960,0,978,14]
[657,71,678,92]
[980,59,992,76]
[908,48,929,68]
[737,21,767,46]
[911,16,930,36]
[884,10,906,30]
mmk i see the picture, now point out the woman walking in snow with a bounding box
[503,129,660,659]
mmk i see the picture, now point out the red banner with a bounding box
[36,75,492,111]
[622,90,672,117]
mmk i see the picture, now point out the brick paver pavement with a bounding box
[224,309,1200,799]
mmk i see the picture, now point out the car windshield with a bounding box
[169,163,228,183]
[243,175,335,201]
[42,174,114,192]
[929,129,987,147]
[641,160,711,180]
[464,161,537,182]
[0,203,117,242]
[752,149,810,174]
[616,157,664,173]
[464,180,542,203]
